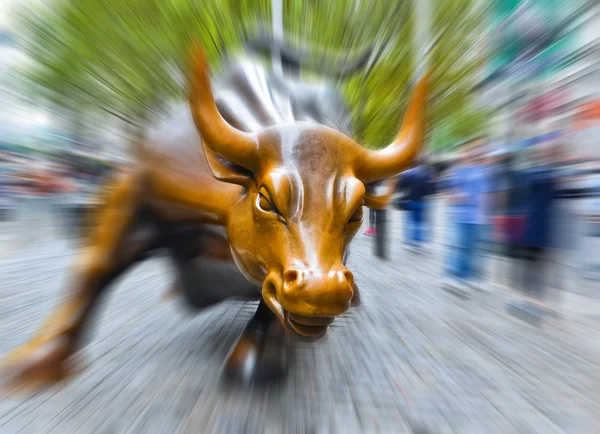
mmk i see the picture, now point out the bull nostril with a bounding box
[283,269,299,293]
[343,270,354,287]
[264,278,277,297]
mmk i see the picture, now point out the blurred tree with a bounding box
[15,0,488,151]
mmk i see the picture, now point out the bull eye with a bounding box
[256,188,280,217]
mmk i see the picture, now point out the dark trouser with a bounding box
[375,209,387,259]
[509,245,548,299]
[369,208,376,228]
[520,246,548,299]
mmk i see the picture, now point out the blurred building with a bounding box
[479,0,600,158]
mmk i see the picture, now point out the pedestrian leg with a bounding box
[422,201,429,245]
[406,205,416,247]
[446,218,461,278]
[414,203,424,247]
[522,246,535,298]
[463,223,478,281]
[531,247,548,302]
[509,245,522,292]
[455,222,469,279]
[375,209,387,259]
[473,223,489,283]
[446,221,475,295]
[364,208,376,236]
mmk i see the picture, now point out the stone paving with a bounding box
[1,204,600,433]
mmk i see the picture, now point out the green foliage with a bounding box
[15,0,488,149]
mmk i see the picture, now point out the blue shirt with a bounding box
[400,166,433,203]
[449,164,489,224]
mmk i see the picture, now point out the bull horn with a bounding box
[355,71,430,184]
[189,42,258,170]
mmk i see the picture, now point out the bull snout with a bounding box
[261,265,355,340]
[279,266,354,317]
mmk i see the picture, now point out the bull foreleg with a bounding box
[223,299,291,383]
[3,170,153,390]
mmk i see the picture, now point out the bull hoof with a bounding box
[1,337,80,393]
[351,283,361,307]
[223,322,290,384]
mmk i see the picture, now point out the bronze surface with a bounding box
[3,42,428,389]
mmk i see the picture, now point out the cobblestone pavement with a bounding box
[1,205,600,433]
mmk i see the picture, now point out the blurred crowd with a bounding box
[363,138,600,320]
[0,150,117,239]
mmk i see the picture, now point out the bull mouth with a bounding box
[285,312,334,339]
[262,276,334,341]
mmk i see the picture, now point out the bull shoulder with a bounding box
[141,106,242,225]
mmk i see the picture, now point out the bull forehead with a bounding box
[259,123,364,222]
[275,122,350,167]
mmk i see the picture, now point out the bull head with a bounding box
[190,43,429,339]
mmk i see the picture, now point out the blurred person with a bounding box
[443,143,488,292]
[581,157,600,278]
[492,150,529,290]
[363,182,387,237]
[364,207,377,236]
[396,157,435,251]
[508,142,581,318]
[0,172,14,223]
[0,173,22,244]
[505,144,556,318]
[71,172,104,240]
[36,166,61,239]
[15,167,41,244]
[56,167,79,237]
[545,142,579,291]
[545,148,600,283]
[470,144,497,287]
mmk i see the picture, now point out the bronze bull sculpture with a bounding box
[3,41,429,388]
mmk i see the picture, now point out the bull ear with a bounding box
[363,178,397,209]
[202,142,254,186]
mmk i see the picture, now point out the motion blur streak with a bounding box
[1,0,600,433]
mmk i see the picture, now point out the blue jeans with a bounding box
[405,201,426,246]
[447,221,479,280]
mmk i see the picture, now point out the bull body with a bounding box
[3,44,429,388]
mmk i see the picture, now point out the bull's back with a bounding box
[143,106,241,224]
[213,58,352,135]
